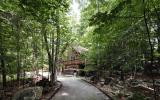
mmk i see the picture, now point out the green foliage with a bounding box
[0,0,72,83]
[80,0,160,74]
[127,92,145,100]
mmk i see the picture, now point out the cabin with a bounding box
[62,45,88,75]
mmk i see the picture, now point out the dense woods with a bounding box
[79,0,159,76]
[79,0,160,99]
[80,0,160,75]
[0,0,72,87]
[0,0,160,100]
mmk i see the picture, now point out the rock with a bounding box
[128,79,143,86]
[12,87,43,100]
[36,78,51,93]
[104,77,113,85]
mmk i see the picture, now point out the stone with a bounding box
[12,87,43,100]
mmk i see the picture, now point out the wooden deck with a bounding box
[63,59,84,66]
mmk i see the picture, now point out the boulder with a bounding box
[12,87,43,100]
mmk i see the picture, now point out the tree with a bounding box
[19,0,70,84]
[80,0,160,76]
[0,0,71,87]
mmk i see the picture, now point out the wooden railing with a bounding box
[62,59,84,66]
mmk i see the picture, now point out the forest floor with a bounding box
[83,75,160,100]
[0,79,32,100]
[0,77,61,100]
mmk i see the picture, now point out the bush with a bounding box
[127,92,145,100]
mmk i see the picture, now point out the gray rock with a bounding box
[12,87,43,100]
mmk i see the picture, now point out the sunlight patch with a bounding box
[61,92,69,96]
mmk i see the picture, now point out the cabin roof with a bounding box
[72,45,88,54]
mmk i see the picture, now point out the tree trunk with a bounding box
[54,10,60,82]
[152,4,160,53]
[41,35,44,78]
[143,0,157,99]
[16,25,21,83]
[1,52,6,88]
[32,32,39,75]
[120,68,124,81]
[16,47,20,82]
[42,24,53,83]
[0,26,6,88]
[51,27,55,84]
[60,42,69,57]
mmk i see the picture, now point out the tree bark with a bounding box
[152,3,160,53]
[0,25,6,88]
[143,0,157,99]
[41,34,44,78]
[51,28,55,84]
[54,10,60,82]
[1,52,6,88]
[42,24,54,83]
[16,22,21,82]
[32,32,39,75]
